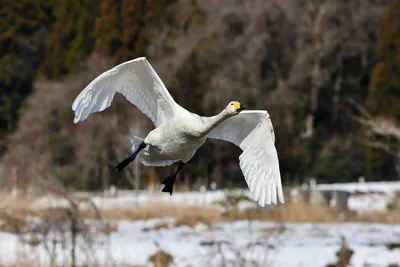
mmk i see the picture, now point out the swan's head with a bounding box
[225,101,247,115]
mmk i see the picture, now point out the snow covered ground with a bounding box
[0,219,399,267]
[315,181,400,193]
[10,181,397,266]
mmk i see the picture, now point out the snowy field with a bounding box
[1,181,399,266]
[315,181,400,193]
[0,218,399,267]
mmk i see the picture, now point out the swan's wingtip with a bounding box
[73,117,80,124]
[135,57,147,62]
[256,196,284,209]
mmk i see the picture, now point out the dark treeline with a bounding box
[0,0,399,192]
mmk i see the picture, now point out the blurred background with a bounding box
[0,0,399,266]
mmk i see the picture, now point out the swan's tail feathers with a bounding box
[161,176,176,195]
[115,141,146,172]
[130,136,144,153]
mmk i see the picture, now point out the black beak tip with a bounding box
[238,105,248,111]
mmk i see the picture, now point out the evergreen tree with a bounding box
[366,0,400,179]
[95,0,177,63]
[94,0,123,56]
[40,0,99,79]
[367,0,400,119]
[0,0,56,143]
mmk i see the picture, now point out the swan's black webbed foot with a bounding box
[114,142,146,172]
[161,176,176,195]
[161,161,184,195]
[161,175,174,185]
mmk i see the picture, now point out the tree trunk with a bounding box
[303,4,327,138]
[333,70,342,122]
[102,148,109,196]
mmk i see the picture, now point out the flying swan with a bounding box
[72,57,284,206]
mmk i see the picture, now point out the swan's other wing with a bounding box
[72,57,185,127]
[206,110,284,206]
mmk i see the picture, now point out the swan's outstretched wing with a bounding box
[72,57,185,127]
[206,110,284,206]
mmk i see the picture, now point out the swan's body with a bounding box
[140,114,208,165]
[72,57,284,206]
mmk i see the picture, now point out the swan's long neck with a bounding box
[199,110,229,136]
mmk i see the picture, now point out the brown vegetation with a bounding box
[1,194,398,234]
[142,221,170,232]
[326,237,354,267]
[148,250,174,267]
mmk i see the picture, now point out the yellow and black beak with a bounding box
[236,103,247,112]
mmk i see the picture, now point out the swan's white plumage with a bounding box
[71,57,284,207]
[206,111,284,206]
[72,57,183,127]
[130,136,179,167]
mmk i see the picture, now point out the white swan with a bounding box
[72,57,284,206]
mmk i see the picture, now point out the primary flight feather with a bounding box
[72,57,284,207]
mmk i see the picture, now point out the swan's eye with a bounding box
[231,103,233,106]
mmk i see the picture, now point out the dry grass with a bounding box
[148,250,174,267]
[326,237,354,267]
[79,205,221,223]
[0,193,399,236]
[222,200,339,223]
[142,221,170,232]
[99,221,119,233]
[348,210,400,224]
[262,224,287,234]
[174,214,213,228]
[74,200,400,225]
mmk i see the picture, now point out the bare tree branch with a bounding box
[348,98,400,158]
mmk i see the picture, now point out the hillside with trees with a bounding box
[0,0,398,193]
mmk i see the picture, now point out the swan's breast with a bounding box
[144,115,207,157]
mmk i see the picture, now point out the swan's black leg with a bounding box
[162,161,185,195]
[114,142,146,172]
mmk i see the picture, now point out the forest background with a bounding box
[1,0,399,193]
